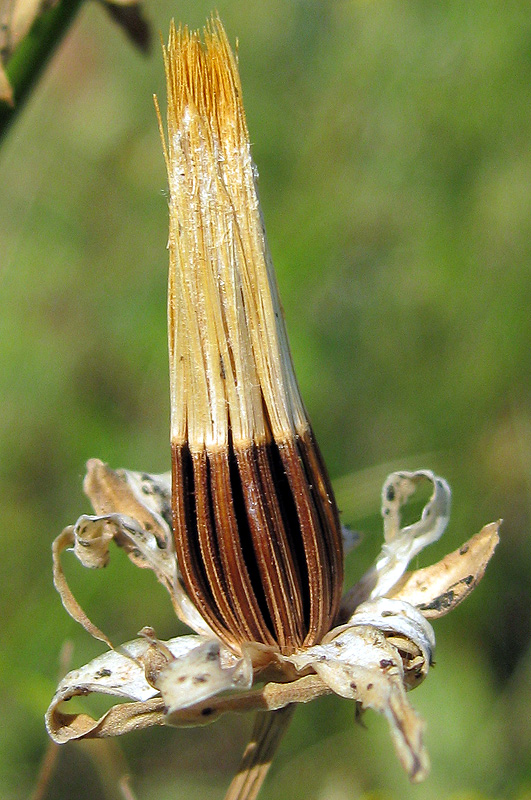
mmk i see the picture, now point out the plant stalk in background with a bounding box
[0,0,149,139]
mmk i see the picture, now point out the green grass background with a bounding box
[1,1,531,798]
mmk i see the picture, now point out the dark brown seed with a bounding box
[172,427,343,655]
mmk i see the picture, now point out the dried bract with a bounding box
[48,461,499,790]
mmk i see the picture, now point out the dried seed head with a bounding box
[158,17,344,655]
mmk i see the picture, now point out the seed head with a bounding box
[157,18,344,655]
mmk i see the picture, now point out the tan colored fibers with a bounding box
[158,18,308,450]
[156,18,344,653]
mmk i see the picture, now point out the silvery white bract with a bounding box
[47,459,499,783]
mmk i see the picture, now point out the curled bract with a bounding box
[47,459,499,786]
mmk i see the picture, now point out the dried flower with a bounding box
[160,20,343,655]
[46,17,499,800]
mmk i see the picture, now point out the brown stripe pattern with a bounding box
[158,19,344,655]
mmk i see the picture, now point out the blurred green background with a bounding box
[1,1,531,798]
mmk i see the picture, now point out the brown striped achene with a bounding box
[156,19,344,655]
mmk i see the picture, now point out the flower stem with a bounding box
[0,0,84,141]
[224,706,295,800]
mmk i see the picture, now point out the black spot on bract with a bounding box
[94,668,112,679]
[419,590,454,613]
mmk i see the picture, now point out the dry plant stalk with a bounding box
[46,16,500,800]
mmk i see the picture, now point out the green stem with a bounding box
[0,0,84,140]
